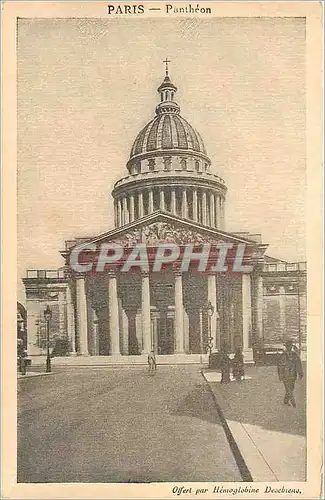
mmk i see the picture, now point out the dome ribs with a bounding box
[162,115,173,149]
[156,115,165,150]
[195,129,207,156]
[169,114,179,148]
[132,120,153,156]
[172,115,188,149]
[130,114,208,157]
[187,123,200,151]
[146,118,160,151]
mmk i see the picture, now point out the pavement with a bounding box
[18,365,241,483]
[17,371,54,379]
[203,363,306,482]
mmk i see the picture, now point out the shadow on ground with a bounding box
[171,382,221,425]
[208,364,306,437]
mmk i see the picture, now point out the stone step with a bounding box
[29,354,210,366]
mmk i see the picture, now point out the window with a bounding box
[46,271,58,279]
[195,160,200,172]
[286,263,298,272]
[27,270,38,278]
[148,159,156,171]
[164,157,172,171]
[132,162,140,175]
[180,158,187,170]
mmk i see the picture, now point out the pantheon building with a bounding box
[23,68,306,360]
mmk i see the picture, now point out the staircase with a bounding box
[29,354,210,367]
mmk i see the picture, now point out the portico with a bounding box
[60,212,267,359]
[22,66,307,361]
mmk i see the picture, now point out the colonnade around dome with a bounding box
[114,185,225,230]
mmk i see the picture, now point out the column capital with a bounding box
[107,268,118,279]
[172,264,182,276]
[74,273,86,280]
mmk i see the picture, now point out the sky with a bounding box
[17,17,306,304]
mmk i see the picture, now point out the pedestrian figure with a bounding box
[148,350,157,375]
[277,339,303,408]
[219,343,231,384]
[232,347,245,381]
[17,339,27,375]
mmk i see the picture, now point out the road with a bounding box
[18,365,241,483]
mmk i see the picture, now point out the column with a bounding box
[108,271,120,355]
[279,285,286,341]
[114,200,117,227]
[148,189,154,214]
[253,273,264,342]
[202,190,207,226]
[208,274,217,352]
[215,194,220,228]
[160,189,165,211]
[138,192,144,218]
[26,300,41,355]
[220,197,224,229]
[129,194,135,222]
[181,189,188,219]
[75,276,89,355]
[118,198,122,227]
[119,299,129,355]
[210,193,215,227]
[92,309,99,356]
[66,284,76,354]
[199,308,203,354]
[183,308,190,353]
[123,196,129,225]
[230,302,235,351]
[174,272,184,353]
[242,274,252,351]
[151,316,158,354]
[58,291,65,335]
[193,189,198,222]
[141,272,151,353]
[135,309,143,352]
[171,189,176,215]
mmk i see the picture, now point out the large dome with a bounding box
[130,114,207,159]
[113,66,227,232]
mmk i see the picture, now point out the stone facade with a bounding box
[22,69,307,358]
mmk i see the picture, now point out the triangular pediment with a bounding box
[68,211,267,252]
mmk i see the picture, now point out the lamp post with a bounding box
[44,305,52,373]
[199,308,203,365]
[203,300,214,355]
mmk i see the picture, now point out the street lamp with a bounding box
[297,276,302,354]
[44,305,52,372]
[204,300,214,355]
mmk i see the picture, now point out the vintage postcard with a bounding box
[1,1,323,499]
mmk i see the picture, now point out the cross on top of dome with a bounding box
[157,59,179,115]
[163,57,170,77]
[129,64,209,159]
